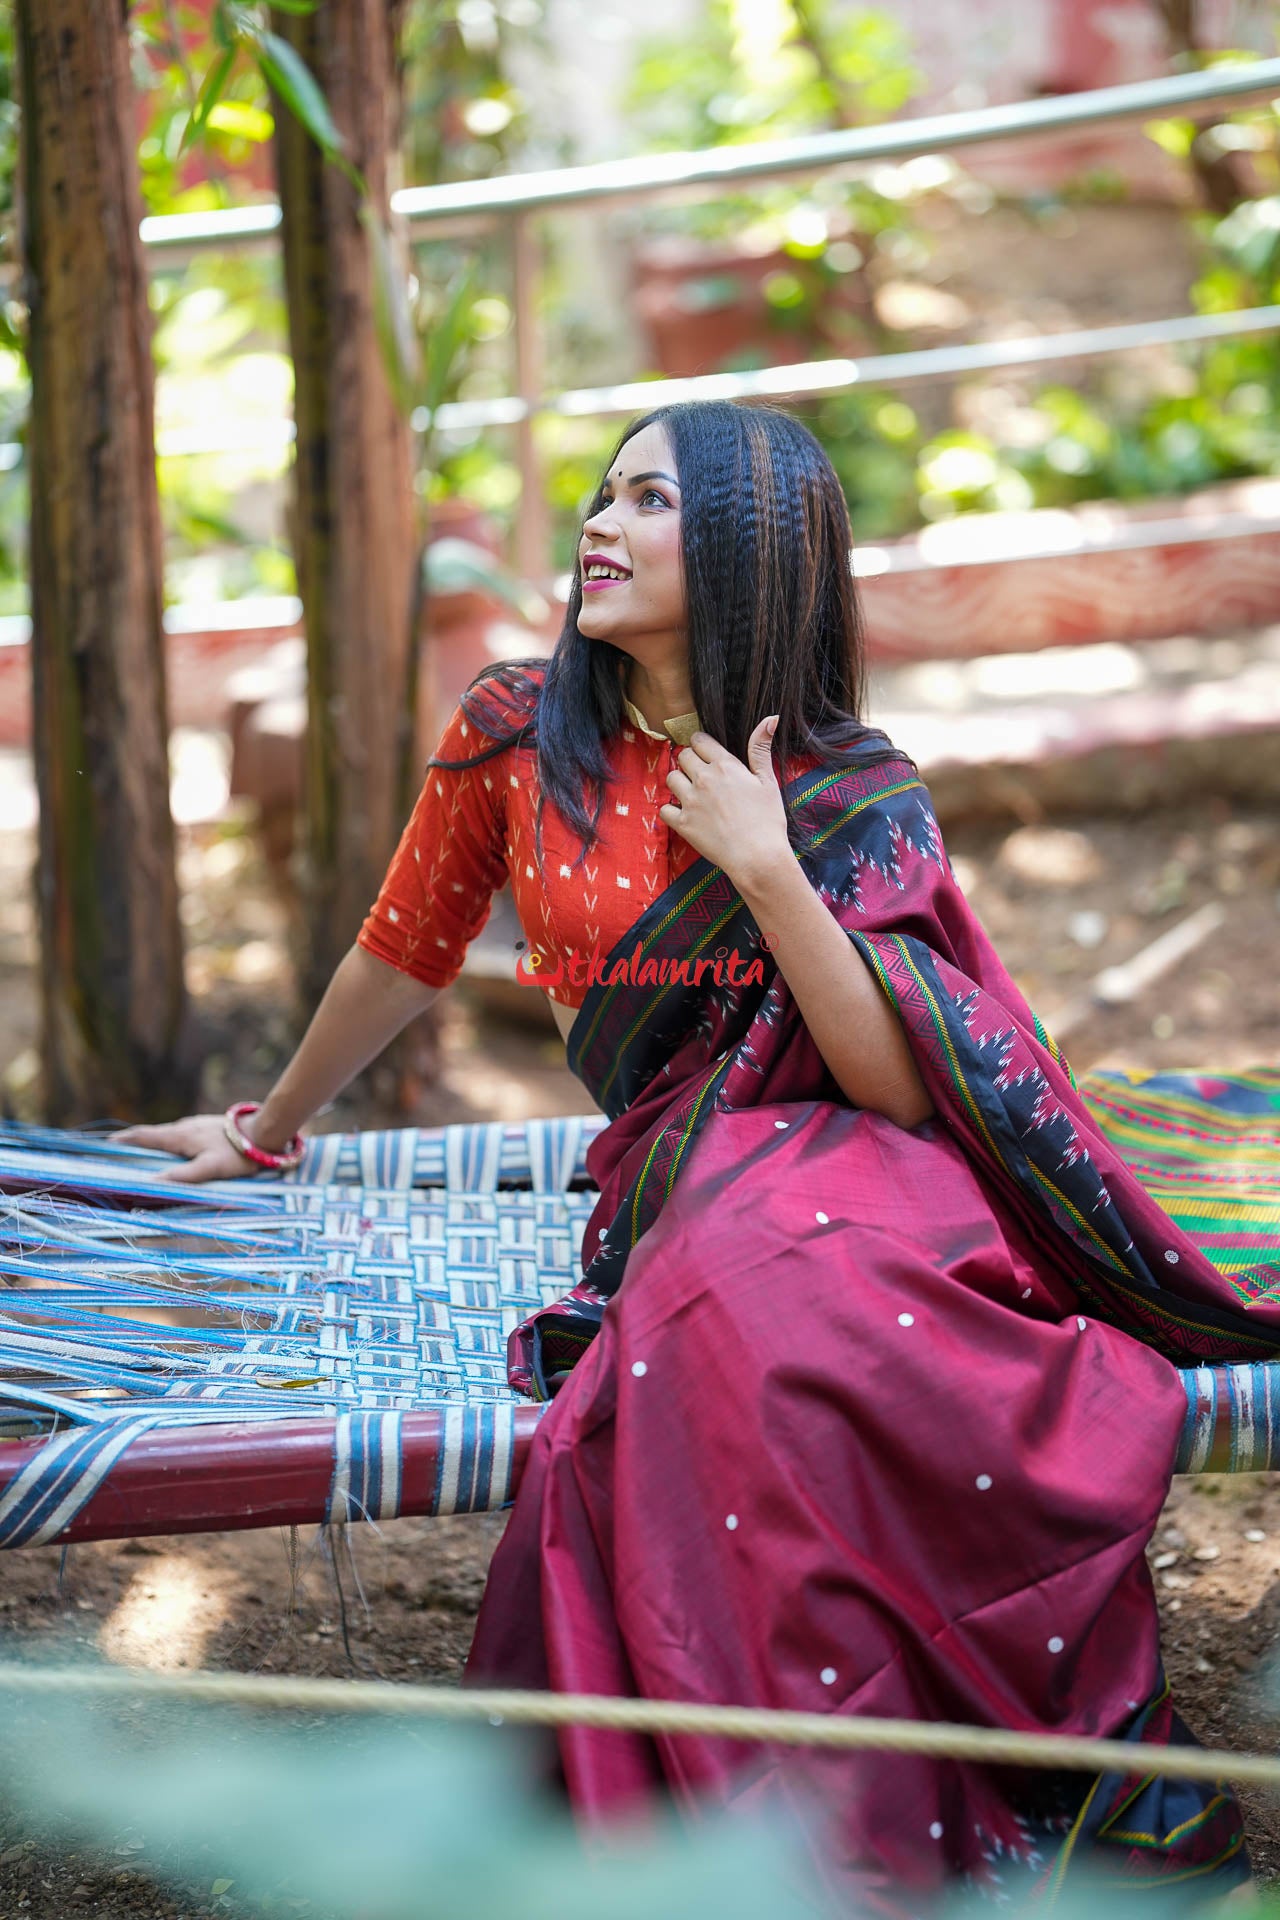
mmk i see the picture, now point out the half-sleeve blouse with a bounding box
[357,663,821,1011]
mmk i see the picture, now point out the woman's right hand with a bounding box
[109,1115,262,1185]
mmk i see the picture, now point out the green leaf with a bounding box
[162,504,255,547]
[221,2,260,43]
[267,0,320,11]
[419,257,481,420]
[255,31,343,157]
[360,205,421,417]
[211,1880,234,1898]
[206,99,275,142]
[180,48,235,154]
[210,2,235,52]
[1143,115,1197,159]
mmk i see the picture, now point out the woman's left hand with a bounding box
[658,716,790,890]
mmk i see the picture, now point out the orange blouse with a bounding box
[357,665,821,1011]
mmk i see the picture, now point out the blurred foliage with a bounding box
[132,0,355,209]
[0,2,15,260]
[625,0,921,155]
[139,0,558,596]
[0,0,1279,603]
[615,10,1280,543]
[147,252,296,604]
[401,0,556,189]
[425,534,550,622]
[0,1657,1271,1920]
[0,1661,822,1920]
[620,0,924,301]
[132,8,273,217]
[620,3,962,539]
[908,160,1280,526]
[395,0,599,569]
[130,1,350,604]
[0,349,26,615]
[0,0,342,609]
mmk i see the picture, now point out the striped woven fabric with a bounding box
[322,1405,527,1526]
[0,1077,1276,1546]
[1176,1364,1280,1474]
[1080,1066,1280,1279]
[1067,1067,1280,1475]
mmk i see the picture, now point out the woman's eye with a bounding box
[592,488,670,513]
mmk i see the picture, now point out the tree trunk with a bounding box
[16,0,192,1123]
[271,0,420,1015]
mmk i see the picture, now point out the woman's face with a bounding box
[575,422,685,649]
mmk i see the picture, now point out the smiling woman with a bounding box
[574,423,689,723]
[114,400,1272,1914]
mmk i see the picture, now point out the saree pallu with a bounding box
[467,735,1278,1914]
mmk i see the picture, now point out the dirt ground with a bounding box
[0,796,1278,1917]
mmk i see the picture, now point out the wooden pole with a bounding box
[511,211,551,590]
[271,0,420,1011]
[16,0,192,1122]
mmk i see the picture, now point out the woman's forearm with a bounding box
[249,945,441,1150]
[735,855,934,1130]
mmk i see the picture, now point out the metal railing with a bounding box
[55,61,1280,587]
[141,60,1280,244]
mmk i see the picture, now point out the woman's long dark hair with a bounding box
[433,399,900,872]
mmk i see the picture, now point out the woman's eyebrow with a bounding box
[603,470,680,489]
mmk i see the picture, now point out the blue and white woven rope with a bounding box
[326,1410,405,1525]
[0,1116,597,1545]
[0,1418,165,1549]
[1176,1363,1280,1474]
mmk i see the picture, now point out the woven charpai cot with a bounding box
[0,1113,606,1547]
[0,1069,1277,1549]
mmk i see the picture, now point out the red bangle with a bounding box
[223,1101,306,1172]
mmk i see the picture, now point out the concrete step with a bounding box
[870,626,1280,820]
[856,476,1280,661]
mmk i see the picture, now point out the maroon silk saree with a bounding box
[468,735,1275,1913]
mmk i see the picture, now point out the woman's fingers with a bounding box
[162,1153,228,1185]
[156,1144,255,1185]
[101,1115,257,1185]
[111,1120,209,1154]
[110,1117,232,1166]
[109,1122,175,1148]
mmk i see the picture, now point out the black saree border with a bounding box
[565,743,924,1118]
[572,1046,742,1303]
[1035,1674,1249,1906]
[539,731,1280,1365]
[854,928,1280,1363]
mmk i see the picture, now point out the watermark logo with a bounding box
[513,934,777,991]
